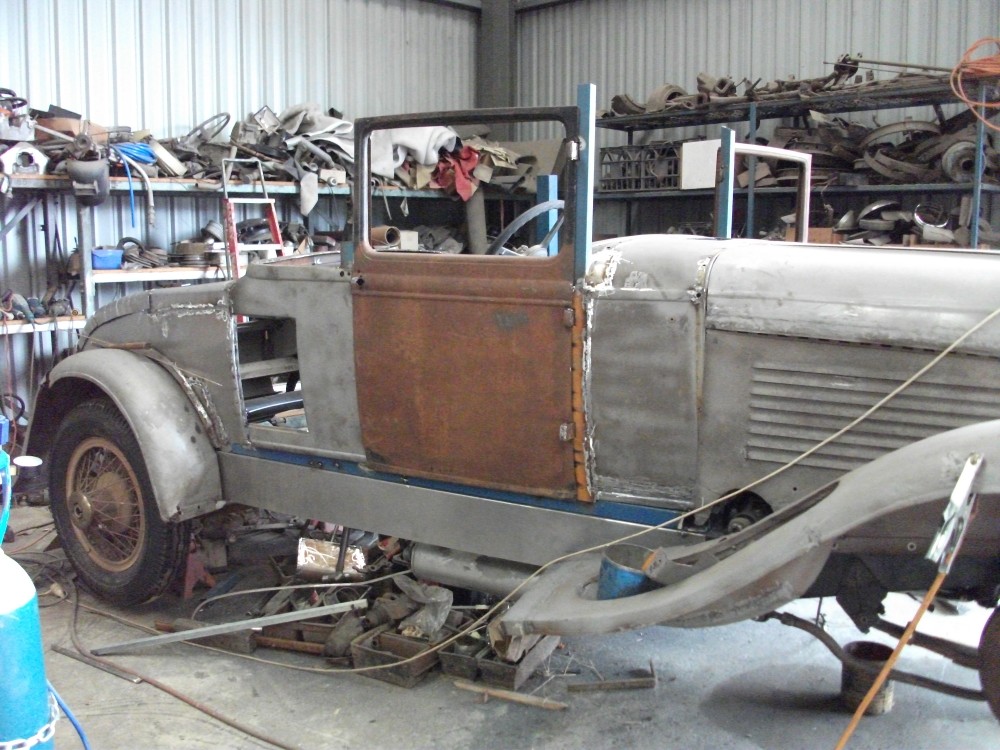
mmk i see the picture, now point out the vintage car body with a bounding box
[26,104,1000,716]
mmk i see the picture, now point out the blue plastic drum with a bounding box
[597,544,656,599]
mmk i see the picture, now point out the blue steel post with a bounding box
[746,102,758,238]
[714,127,736,238]
[970,84,986,250]
[535,174,559,255]
[575,83,596,280]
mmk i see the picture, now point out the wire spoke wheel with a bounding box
[49,399,189,605]
[65,436,147,573]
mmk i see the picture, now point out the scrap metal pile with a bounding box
[602,55,998,190]
[760,109,997,188]
[605,55,865,117]
[0,91,549,212]
[153,517,561,693]
[1,90,567,264]
[600,55,999,246]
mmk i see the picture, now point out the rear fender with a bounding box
[28,349,224,522]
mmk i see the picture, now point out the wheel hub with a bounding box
[69,490,94,529]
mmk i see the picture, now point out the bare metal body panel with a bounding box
[217,449,689,567]
[706,242,1000,354]
[234,258,366,460]
[583,237,1000,514]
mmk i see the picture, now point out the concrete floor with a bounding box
[6,503,999,750]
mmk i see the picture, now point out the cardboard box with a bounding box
[784,227,838,244]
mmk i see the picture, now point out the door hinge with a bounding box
[568,137,583,162]
[559,422,575,442]
[563,307,575,328]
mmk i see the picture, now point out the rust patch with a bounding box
[352,251,578,498]
[571,291,593,501]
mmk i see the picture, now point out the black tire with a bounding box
[49,399,189,605]
[982,607,1000,722]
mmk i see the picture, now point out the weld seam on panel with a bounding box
[571,291,592,501]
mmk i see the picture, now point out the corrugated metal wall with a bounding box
[517,0,997,123]
[0,0,477,412]
[3,0,476,135]
[516,0,999,235]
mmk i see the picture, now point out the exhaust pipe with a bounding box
[410,544,536,597]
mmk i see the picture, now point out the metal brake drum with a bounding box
[859,120,939,150]
[941,141,979,183]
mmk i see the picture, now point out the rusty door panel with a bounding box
[353,254,579,498]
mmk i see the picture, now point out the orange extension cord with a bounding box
[950,37,1000,132]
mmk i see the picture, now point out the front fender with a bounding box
[28,349,224,522]
[501,419,1000,636]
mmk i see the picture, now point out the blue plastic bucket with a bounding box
[91,247,124,269]
[597,544,656,599]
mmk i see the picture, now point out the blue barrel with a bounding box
[597,544,656,599]
[0,551,54,749]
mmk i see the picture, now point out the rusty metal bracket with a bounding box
[926,453,982,573]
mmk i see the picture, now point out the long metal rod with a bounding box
[715,133,812,241]
[834,571,949,750]
[0,197,40,242]
[714,128,736,238]
[746,102,758,239]
[740,141,812,242]
[970,84,987,250]
[826,57,953,73]
[91,599,366,655]
[575,82,596,280]
[760,611,983,701]
[874,618,979,669]
[51,644,143,683]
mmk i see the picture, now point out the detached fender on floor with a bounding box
[28,348,224,522]
[501,419,1000,637]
